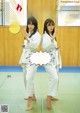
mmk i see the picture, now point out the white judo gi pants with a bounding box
[26,64,38,97]
[22,65,27,89]
[26,63,58,98]
[44,64,59,97]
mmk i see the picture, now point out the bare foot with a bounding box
[46,96,53,110]
[51,97,58,101]
[24,94,36,101]
[32,94,36,101]
[26,97,32,111]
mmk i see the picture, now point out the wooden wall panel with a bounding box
[57,27,80,66]
[0,27,25,66]
[0,0,80,66]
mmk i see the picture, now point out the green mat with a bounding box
[0,72,80,113]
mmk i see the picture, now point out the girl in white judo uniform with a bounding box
[19,16,41,110]
[19,37,29,88]
[42,18,62,110]
[19,37,36,100]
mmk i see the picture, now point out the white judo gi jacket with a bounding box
[42,32,62,68]
[19,31,41,65]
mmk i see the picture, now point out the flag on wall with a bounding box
[0,0,27,25]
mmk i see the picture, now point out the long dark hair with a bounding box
[26,16,38,38]
[43,18,55,36]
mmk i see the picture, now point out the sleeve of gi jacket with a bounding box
[27,33,41,51]
[42,34,57,52]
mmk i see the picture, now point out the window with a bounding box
[0,0,27,26]
[57,0,80,26]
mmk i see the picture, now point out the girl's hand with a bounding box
[51,29,58,41]
[25,31,29,37]
[22,45,25,48]
[25,32,30,42]
[55,28,58,34]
